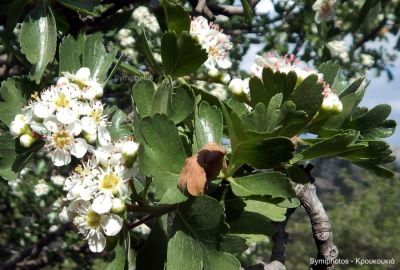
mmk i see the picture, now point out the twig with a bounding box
[126,214,156,230]
[295,183,338,270]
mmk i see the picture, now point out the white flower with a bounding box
[132,6,160,33]
[69,200,123,253]
[360,54,374,67]
[190,16,232,71]
[51,175,66,186]
[81,101,111,146]
[90,164,131,214]
[64,159,100,201]
[62,68,104,100]
[312,0,336,23]
[93,138,139,167]
[45,123,88,166]
[34,180,50,197]
[327,40,349,62]
[33,86,80,124]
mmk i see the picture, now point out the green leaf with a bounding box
[232,137,294,169]
[137,114,187,203]
[133,26,161,73]
[195,101,223,150]
[296,133,360,161]
[346,104,396,139]
[228,211,275,243]
[240,0,254,20]
[245,200,287,222]
[19,1,57,83]
[289,74,324,120]
[152,77,173,116]
[161,31,207,78]
[106,229,130,270]
[132,79,157,117]
[318,61,339,85]
[169,84,195,123]
[59,34,85,75]
[82,33,118,83]
[58,0,100,16]
[275,101,308,137]
[108,108,132,139]
[167,196,241,270]
[163,3,190,35]
[0,79,26,127]
[220,235,249,254]
[0,134,18,180]
[230,172,295,199]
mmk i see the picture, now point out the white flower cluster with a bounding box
[59,137,139,252]
[229,52,343,113]
[132,6,160,33]
[10,68,110,166]
[312,0,336,23]
[326,40,349,62]
[9,67,141,252]
[190,16,233,73]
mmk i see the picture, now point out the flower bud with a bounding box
[56,76,69,87]
[83,132,97,144]
[228,78,245,96]
[321,92,343,114]
[92,83,104,98]
[220,73,231,84]
[75,67,91,81]
[10,114,27,137]
[19,134,35,148]
[111,198,126,213]
[207,68,219,77]
[122,141,139,159]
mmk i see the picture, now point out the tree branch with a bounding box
[295,183,338,270]
[189,0,261,19]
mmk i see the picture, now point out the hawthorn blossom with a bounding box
[80,101,111,146]
[312,0,336,23]
[34,179,50,197]
[361,54,374,67]
[228,78,250,97]
[327,40,349,62]
[51,175,66,186]
[90,164,132,214]
[321,87,343,113]
[44,120,88,166]
[92,137,139,167]
[68,200,123,253]
[61,68,104,100]
[190,16,233,72]
[132,6,160,33]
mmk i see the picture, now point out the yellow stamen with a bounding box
[52,130,72,149]
[99,173,120,191]
[55,93,70,108]
[85,210,101,229]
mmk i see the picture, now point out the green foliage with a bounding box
[0,79,26,127]
[167,196,241,270]
[19,0,57,83]
[137,114,187,203]
[161,32,208,78]
[194,101,223,150]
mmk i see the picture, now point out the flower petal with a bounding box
[101,214,123,236]
[33,102,54,119]
[81,117,97,134]
[92,193,112,214]
[98,126,111,146]
[68,199,90,215]
[87,230,106,253]
[52,149,71,166]
[70,138,88,158]
[56,108,77,125]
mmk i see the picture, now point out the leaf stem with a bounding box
[126,203,178,216]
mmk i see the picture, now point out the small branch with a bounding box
[189,0,261,19]
[126,214,156,230]
[295,183,338,270]
[269,208,296,263]
[126,203,178,216]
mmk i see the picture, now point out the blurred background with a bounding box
[1,0,400,269]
